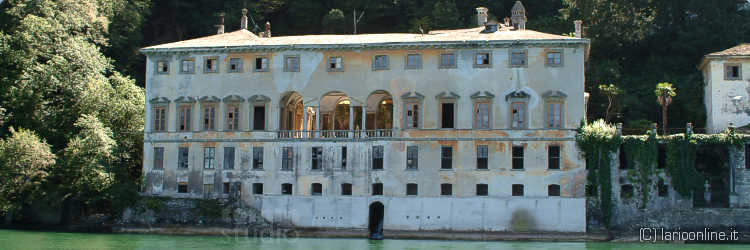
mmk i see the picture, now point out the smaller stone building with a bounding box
[701,44,750,133]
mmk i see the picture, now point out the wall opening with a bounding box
[368,202,384,239]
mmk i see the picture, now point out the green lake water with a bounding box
[0,229,748,250]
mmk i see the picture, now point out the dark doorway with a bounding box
[368,202,384,239]
[441,103,454,128]
[693,145,730,208]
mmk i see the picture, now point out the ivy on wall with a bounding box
[576,120,621,227]
[623,132,657,208]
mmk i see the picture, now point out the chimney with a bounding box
[574,20,583,38]
[476,7,488,26]
[240,8,248,30]
[264,21,271,38]
[511,1,526,30]
[216,13,225,34]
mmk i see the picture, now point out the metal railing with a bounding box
[276,129,394,139]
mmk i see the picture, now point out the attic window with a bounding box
[180,59,195,73]
[725,64,742,80]
[255,56,269,72]
[156,61,169,73]
[510,49,527,67]
[284,56,300,72]
[474,52,491,67]
[228,58,242,72]
[373,55,389,70]
[204,58,218,72]
[328,57,343,72]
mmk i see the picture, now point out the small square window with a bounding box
[255,57,269,72]
[548,184,561,196]
[510,50,527,67]
[311,183,322,196]
[328,57,344,72]
[440,183,452,196]
[476,184,488,196]
[180,59,195,73]
[406,183,418,196]
[620,184,634,199]
[156,61,169,73]
[725,64,742,80]
[228,58,242,72]
[372,183,383,196]
[281,183,293,195]
[373,55,389,70]
[253,183,264,195]
[475,52,491,67]
[546,52,562,66]
[284,56,300,72]
[341,183,352,196]
[204,58,218,72]
[512,184,524,196]
[406,54,422,69]
[178,182,188,193]
[440,53,456,68]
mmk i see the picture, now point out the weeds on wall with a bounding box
[576,120,747,227]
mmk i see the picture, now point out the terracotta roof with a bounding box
[707,44,750,57]
[141,26,584,52]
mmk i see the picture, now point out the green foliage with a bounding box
[61,114,117,197]
[654,82,676,98]
[576,119,621,227]
[141,196,166,213]
[0,127,56,214]
[193,199,224,220]
[622,132,657,208]
[321,9,346,34]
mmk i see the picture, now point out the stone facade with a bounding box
[140,4,590,233]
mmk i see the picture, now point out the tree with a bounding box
[0,127,55,217]
[598,84,623,122]
[321,9,346,34]
[655,82,676,135]
[431,0,460,30]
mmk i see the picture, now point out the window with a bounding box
[204,58,218,72]
[178,147,189,169]
[476,184,488,196]
[254,56,269,72]
[548,184,561,196]
[203,147,215,169]
[405,103,420,129]
[511,102,526,128]
[512,146,524,170]
[406,54,422,69]
[406,146,418,170]
[152,105,166,131]
[203,184,214,195]
[510,50,527,67]
[328,57,344,71]
[253,106,266,130]
[178,182,188,193]
[512,184,524,196]
[477,145,488,170]
[228,58,242,72]
[311,183,322,196]
[658,179,669,197]
[441,146,453,169]
[223,182,231,194]
[475,52,491,67]
[224,147,235,169]
[252,147,263,170]
[547,102,562,128]
[178,105,191,131]
[311,147,323,170]
[284,56,300,72]
[746,144,750,169]
[180,59,195,73]
[373,55,389,70]
[281,183,293,195]
[202,104,215,131]
[156,61,169,73]
[441,102,455,129]
[153,147,164,169]
[548,145,561,170]
[226,104,239,131]
[341,146,347,169]
[406,183,418,196]
[618,145,628,170]
[441,183,452,196]
[341,183,352,196]
[282,147,293,170]
[372,183,383,196]
[372,145,384,170]
[440,53,456,68]
[620,184,634,199]
[546,52,562,66]
[657,144,666,169]
[474,101,490,129]
[725,64,742,80]
[253,183,264,195]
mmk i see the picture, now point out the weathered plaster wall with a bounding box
[704,59,750,133]
[260,196,586,232]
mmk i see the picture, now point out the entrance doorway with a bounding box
[368,202,384,239]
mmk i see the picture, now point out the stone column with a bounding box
[349,105,354,138]
[315,106,320,138]
[361,106,367,138]
[303,106,308,138]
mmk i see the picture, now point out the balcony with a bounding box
[276,129,393,139]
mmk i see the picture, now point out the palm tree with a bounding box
[655,82,676,135]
